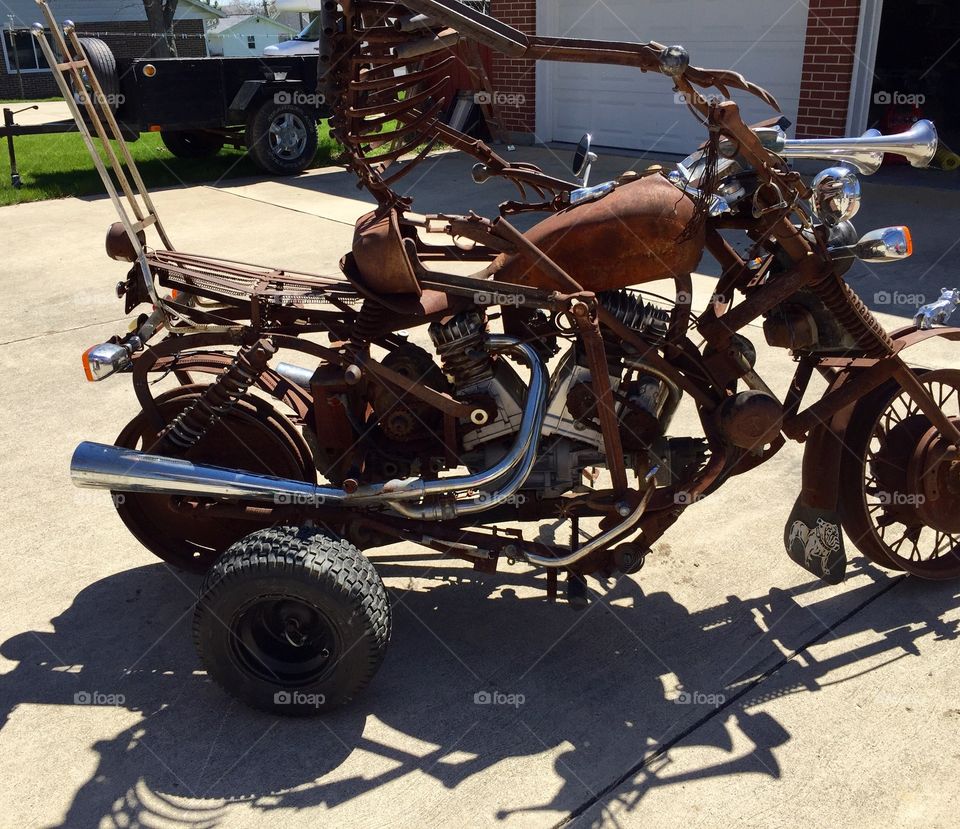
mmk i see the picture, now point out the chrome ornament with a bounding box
[811,166,861,225]
[914,288,960,330]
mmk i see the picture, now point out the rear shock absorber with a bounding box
[162,338,277,452]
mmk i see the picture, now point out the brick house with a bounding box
[488,0,959,154]
[1,0,223,100]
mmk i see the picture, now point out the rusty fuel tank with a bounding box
[493,173,705,293]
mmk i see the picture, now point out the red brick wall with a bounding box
[489,0,537,142]
[796,0,861,137]
[483,1,865,142]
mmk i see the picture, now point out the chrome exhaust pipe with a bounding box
[70,336,548,512]
[389,338,548,520]
[71,442,382,504]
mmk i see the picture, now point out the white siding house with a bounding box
[207,15,297,57]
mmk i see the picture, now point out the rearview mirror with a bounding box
[572,133,598,186]
[856,226,912,262]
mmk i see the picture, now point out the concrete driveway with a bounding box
[1,147,959,829]
[0,100,74,126]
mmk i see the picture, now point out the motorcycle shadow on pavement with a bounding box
[0,556,957,828]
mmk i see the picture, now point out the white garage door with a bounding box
[537,0,809,154]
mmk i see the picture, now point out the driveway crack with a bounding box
[556,575,904,826]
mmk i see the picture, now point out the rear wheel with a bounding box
[839,369,960,579]
[161,129,225,159]
[193,526,391,715]
[245,101,318,175]
[113,385,315,573]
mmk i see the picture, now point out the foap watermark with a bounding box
[474,291,526,307]
[73,292,120,308]
[674,90,725,107]
[677,291,726,306]
[74,690,125,706]
[876,491,926,507]
[274,90,325,107]
[476,491,527,506]
[274,690,326,708]
[874,290,927,307]
[75,491,125,508]
[874,90,926,107]
[274,492,326,506]
[474,91,526,107]
[74,91,125,108]
[674,689,725,708]
[473,689,525,708]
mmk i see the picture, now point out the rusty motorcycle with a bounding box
[37,0,960,714]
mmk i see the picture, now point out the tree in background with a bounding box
[142,0,178,57]
[218,2,279,14]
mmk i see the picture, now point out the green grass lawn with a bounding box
[0,121,342,207]
[0,97,62,103]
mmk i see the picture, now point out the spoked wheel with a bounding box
[113,385,315,573]
[840,369,960,579]
[194,526,391,715]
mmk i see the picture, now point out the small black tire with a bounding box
[194,526,391,715]
[244,100,318,175]
[77,38,120,113]
[161,129,225,159]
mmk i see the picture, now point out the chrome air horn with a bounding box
[755,119,939,175]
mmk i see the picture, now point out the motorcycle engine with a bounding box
[428,292,686,500]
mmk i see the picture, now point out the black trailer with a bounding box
[1,37,330,183]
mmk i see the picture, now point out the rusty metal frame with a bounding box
[46,0,960,578]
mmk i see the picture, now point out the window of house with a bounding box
[2,28,51,73]
[247,35,256,50]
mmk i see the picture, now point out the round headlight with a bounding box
[812,166,861,226]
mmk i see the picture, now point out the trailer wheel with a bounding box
[77,38,120,113]
[161,129,226,159]
[245,101,318,175]
[194,526,391,715]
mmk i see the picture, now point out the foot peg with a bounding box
[784,497,847,584]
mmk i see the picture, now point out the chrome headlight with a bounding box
[812,166,861,226]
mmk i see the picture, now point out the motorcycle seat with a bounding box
[350,207,424,297]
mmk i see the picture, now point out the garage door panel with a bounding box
[557,0,808,42]
[543,0,809,153]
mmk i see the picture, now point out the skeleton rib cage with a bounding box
[323,2,470,207]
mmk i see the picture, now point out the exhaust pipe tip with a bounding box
[69,441,323,502]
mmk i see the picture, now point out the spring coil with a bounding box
[813,272,894,358]
[163,338,277,451]
[352,300,393,344]
[429,311,493,390]
[598,290,672,337]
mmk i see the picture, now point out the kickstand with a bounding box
[546,569,558,603]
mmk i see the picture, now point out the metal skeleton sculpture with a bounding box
[34,0,960,714]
